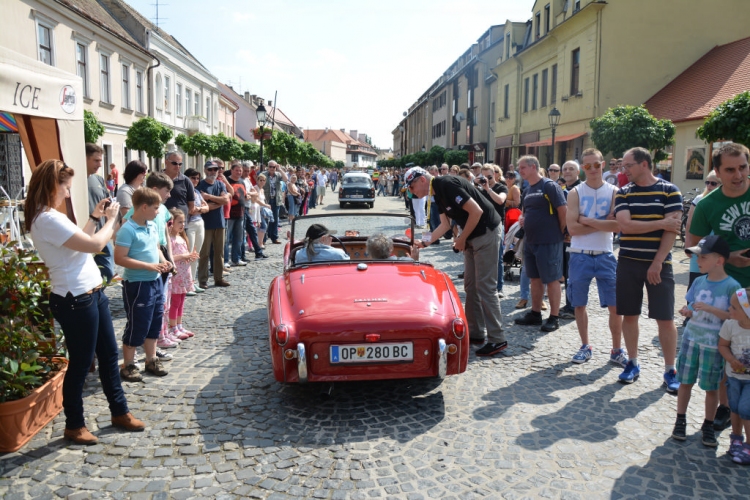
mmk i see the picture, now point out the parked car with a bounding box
[267,213,469,383]
[339,172,375,209]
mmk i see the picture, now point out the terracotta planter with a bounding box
[0,358,67,452]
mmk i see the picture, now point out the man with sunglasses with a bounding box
[614,147,682,390]
[566,149,626,366]
[163,151,195,222]
[405,166,507,355]
[196,160,231,288]
[262,160,288,244]
[603,159,619,186]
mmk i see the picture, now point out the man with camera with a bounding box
[86,143,115,283]
[478,165,508,297]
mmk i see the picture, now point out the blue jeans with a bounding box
[377,184,386,196]
[520,264,530,300]
[496,226,505,292]
[268,199,281,241]
[224,217,244,263]
[287,194,298,218]
[49,289,129,429]
[243,211,263,257]
[429,201,441,232]
[93,241,115,283]
[331,180,338,192]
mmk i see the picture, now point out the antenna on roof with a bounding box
[151,0,168,28]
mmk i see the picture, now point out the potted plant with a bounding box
[252,128,273,140]
[0,242,67,452]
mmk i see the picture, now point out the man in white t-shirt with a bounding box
[603,159,619,185]
[316,168,328,205]
[565,147,626,366]
[241,162,267,260]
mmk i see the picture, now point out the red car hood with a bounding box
[283,262,454,319]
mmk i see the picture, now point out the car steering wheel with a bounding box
[331,235,348,256]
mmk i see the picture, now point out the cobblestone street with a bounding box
[1,192,749,500]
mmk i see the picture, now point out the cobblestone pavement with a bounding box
[2,191,749,499]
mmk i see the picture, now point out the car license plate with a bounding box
[350,195,363,198]
[330,343,413,363]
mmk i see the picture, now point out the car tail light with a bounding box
[275,324,288,346]
[447,344,458,354]
[452,318,465,339]
[284,349,296,360]
[365,333,380,342]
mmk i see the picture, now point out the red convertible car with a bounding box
[267,213,469,383]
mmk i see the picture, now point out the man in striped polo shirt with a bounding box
[614,147,683,391]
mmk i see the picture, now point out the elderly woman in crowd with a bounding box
[286,173,301,223]
[252,174,273,247]
[295,223,349,264]
[26,160,144,445]
[184,168,209,293]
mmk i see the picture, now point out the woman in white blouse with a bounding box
[26,160,145,445]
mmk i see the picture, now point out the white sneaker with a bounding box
[224,263,231,270]
[233,260,248,266]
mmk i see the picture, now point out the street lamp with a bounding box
[257,103,267,172]
[548,107,561,166]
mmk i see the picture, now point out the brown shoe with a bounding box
[199,282,208,289]
[515,299,528,309]
[64,426,98,444]
[214,280,231,287]
[111,412,146,432]
[145,357,168,376]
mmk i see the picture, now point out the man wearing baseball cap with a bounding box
[406,166,508,356]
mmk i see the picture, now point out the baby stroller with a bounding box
[503,220,524,282]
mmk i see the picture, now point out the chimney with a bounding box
[350,130,358,140]
[340,128,345,133]
[244,92,250,102]
[268,100,273,107]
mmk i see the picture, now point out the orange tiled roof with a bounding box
[644,36,750,123]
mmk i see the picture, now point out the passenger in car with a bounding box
[295,223,350,264]
[366,233,415,261]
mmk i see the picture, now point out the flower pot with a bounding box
[263,131,272,140]
[0,358,67,452]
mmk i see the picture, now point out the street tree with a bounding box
[697,91,750,148]
[241,142,260,163]
[444,149,469,166]
[126,117,173,160]
[212,133,244,162]
[83,110,105,144]
[590,105,675,162]
[428,145,446,165]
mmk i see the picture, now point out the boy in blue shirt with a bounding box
[115,187,173,382]
[674,235,740,446]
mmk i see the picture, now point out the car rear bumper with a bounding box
[289,337,455,382]
[339,197,375,203]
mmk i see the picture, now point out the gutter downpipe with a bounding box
[145,29,161,171]
[514,55,523,164]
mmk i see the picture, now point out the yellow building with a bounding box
[493,0,750,169]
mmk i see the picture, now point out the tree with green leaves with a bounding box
[444,149,469,166]
[240,142,259,163]
[126,117,173,160]
[334,160,345,170]
[428,145,446,166]
[590,105,675,162]
[211,133,244,162]
[697,91,750,148]
[84,110,105,144]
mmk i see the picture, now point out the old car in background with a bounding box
[267,213,469,383]
[339,172,375,209]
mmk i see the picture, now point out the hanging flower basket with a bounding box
[253,128,273,140]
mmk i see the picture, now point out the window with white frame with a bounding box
[185,89,191,116]
[164,76,171,112]
[155,73,162,109]
[176,84,182,116]
[206,97,210,121]
[194,93,200,116]
[38,24,54,65]
[100,53,111,103]
[121,64,130,109]
[135,70,143,113]
[76,43,89,96]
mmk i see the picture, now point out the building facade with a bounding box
[1,0,154,176]
[493,0,750,170]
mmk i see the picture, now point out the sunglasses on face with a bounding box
[549,168,560,172]
[582,162,603,170]
[705,180,719,187]
[170,161,183,167]
[206,168,219,172]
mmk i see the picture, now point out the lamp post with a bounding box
[256,103,267,172]
[548,107,561,166]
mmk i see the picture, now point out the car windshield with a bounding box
[343,175,371,185]
[290,213,414,265]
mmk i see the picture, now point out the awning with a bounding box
[525,132,588,148]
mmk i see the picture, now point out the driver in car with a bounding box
[295,223,350,264]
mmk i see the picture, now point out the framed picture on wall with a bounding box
[685,147,705,180]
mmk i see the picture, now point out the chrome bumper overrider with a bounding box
[297,343,308,383]
[437,338,447,379]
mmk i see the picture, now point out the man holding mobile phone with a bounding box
[86,143,115,283]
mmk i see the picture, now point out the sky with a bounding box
[123,0,534,149]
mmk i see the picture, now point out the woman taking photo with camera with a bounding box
[26,159,145,445]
